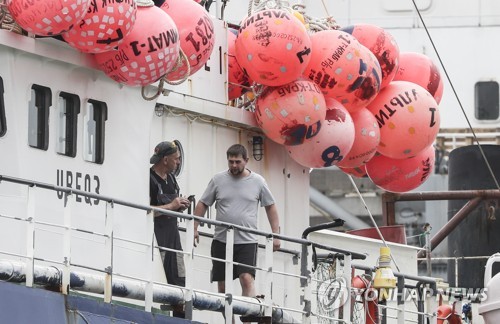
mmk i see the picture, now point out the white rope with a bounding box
[136,0,155,7]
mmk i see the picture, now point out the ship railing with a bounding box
[0,174,368,324]
[418,255,491,288]
[436,129,500,155]
[351,262,439,324]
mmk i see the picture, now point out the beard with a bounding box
[230,168,244,176]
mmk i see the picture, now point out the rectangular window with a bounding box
[475,81,499,120]
[0,77,5,137]
[28,84,52,150]
[83,99,107,164]
[56,92,80,157]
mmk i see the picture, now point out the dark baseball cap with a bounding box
[150,141,178,164]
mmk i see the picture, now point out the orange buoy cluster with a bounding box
[7,0,445,192]
[227,4,444,193]
[8,0,214,87]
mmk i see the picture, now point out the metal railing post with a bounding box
[184,217,195,319]
[145,209,155,312]
[62,193,74,295]
[397,276,405,324]
[426,283,438,324]
[341,255,351,323]
[224,228,234,324]
[104,201,114,303]
[264,236,274,318]
[26,186,36,288]
[300,243,312,324]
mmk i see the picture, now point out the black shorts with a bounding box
[211,240,258,282]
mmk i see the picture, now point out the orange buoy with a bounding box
[337,107,380,168]
[366,145,435,193]
[304,29,382,113]
[367,80,440,159]
[62,0,137,53]
[228,28,252,100]
[94,5,180,87]
[394,52,444,104]
[9,0,90,36]
[287,99,355,168]
[341,24,400,90]
[235,9,312,87]
[254,79,326,145]
[161,0,215,81]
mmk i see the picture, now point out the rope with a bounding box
[411,0,500,190]
[163,48,191,86]
[135,0,155,7]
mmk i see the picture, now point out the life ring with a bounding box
[352,275,379,324]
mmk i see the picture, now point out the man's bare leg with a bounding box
[239,273,256,297]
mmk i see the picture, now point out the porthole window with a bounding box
[83,99,107,164]
[475,81,499,120]
[28,84,52,150]
[173,139,184,177]
[56,92,80,157]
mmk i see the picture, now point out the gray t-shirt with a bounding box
[199,170,275,244]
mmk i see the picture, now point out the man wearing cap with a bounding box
[149,141,190,318]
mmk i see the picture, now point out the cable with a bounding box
[347,175,402,274]
[411,0,500,190]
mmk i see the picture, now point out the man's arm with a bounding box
[193,201,208,246]
[265,204,281,251]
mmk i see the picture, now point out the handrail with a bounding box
[0,174,369,324]
[0,174,366,258]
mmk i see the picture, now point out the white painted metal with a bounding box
[224,228,234,324]
[184,218,195,319]
[26,186,35,288]
[62,193,73,296]
[2,0,494,322]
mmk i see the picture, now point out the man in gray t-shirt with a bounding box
[193,144,281,300]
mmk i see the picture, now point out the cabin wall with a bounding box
[0,19,312,322]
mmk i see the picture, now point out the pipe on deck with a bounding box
[309,186,369,230]
[0,260,299,323]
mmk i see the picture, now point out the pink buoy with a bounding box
[62,0,137,53]
[94,5,180,87]
[228,28,252,100]
[161,0,214,81]
[394,52,444,104]
[254,79,326,145]
[235,9,312,87]
[286,99,355,168]
[366,145,435,193]
[367,81,440,159]
[341,23,399,90]
[337,107,380,168]
[339,165,367,178]
[304,29,382,113]
[8,0,90,36]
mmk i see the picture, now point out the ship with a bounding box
[1,0,500,323]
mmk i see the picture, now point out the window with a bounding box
[475,81,499,120]
[0,77,5,137]
[83,99,107,164]
[173,139,184,177]
[56,92,80,157]
[28,84,52,150]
